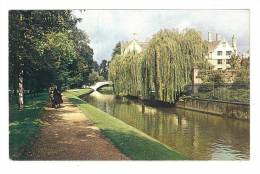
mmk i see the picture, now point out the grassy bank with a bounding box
[65,89,186,160]
[9,93,48,159]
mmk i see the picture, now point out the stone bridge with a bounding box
[90,81,113,91]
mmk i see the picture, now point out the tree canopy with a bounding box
[109,29,210,103]
[9,10,94,93]
[9,10,94,108]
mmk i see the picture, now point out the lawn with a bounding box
[65,89,186,160]
[9,93,48,160]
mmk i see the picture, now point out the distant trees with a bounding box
[88,70,104,85]
[111,42,121,58]
[109,29,210,103]
[9,10,93,109]
[88,59,109,85]
[99,60,109,80]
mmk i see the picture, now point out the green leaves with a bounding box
[109,28,209,103]
[9,10,94,94]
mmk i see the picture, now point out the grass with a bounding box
[67,88,94,96]
[9,93,48,160]
[65,89,186,160]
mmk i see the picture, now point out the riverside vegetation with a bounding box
[109,29,249,104]
[109,29,211,103]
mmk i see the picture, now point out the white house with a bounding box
[120,39,148,55]
[206,32,237,70]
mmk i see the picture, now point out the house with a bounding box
[206,32,237,70]
[120,39,148,55]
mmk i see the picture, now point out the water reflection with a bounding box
[82,91,250,160]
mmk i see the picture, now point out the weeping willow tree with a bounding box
[109,52,144,96]
[109,28,210,103]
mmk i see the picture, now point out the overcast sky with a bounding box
[73,10,249,63]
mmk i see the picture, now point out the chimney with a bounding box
[208,32,212,42]
[232,34,237,55]
[216,33,221,41]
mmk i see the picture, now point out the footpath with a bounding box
[27,97,129,160]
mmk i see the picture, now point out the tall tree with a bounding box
[109,28,209,103]
[9,10,93,109]
[99,59,109,80]
[111,42,121,58]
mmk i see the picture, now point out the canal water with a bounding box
[82,91,250,160]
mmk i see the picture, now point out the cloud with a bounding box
[73,10,249,63]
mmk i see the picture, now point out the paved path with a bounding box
[27,97,129,160]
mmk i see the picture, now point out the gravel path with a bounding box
[27,97,129,160]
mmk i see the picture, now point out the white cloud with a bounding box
[74,10,249,63]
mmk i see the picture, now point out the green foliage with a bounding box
[109,52,144,96]
[233,58,250,84]
[207,71,225,86]
[193,86,249,103]
[92,61,99,72]
[9,10,93,95]
[230,54,241,70]
[111,42,121,58]
[89,70,104,85]
[99,60,109,80]
[65,90,186,160]
[109,28,209,103]
[9,93,48,159]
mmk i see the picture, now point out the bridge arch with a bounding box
[90,81,113,91]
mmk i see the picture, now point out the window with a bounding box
[217,59,222,64]
[226,51,232,55]
[226,59,231,64]
[217,51,223,56]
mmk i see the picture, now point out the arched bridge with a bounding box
[90,81,113,91]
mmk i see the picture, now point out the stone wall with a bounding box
[176,97,249,120]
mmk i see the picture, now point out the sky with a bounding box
[73,10,250,63]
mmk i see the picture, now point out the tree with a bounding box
[92,61,99,72]
[109,28,209,103]
[230,54,241,69]
[9,10,93,109]
[111,42,121,58]
[99,59,109,80]
[89,70,104,85]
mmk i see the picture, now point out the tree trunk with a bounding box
[18,70,24,110]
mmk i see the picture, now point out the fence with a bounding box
[184,83,249,104]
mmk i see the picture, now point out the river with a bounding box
[81,91,250,160]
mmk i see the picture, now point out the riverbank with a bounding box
[65,89,186,160]
[9,93,48,159]
[176,97,250,120]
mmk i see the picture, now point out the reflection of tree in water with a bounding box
[82,92,249,160]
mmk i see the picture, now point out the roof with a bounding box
[207,40,221,53]
[137,41,149,49]
[120,40,149,53]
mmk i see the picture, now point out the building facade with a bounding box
[206,32,237,70]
